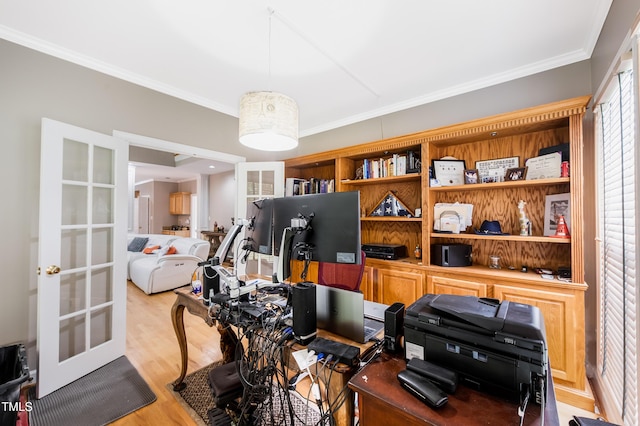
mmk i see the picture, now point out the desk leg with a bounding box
[171,299,188,391]
[218,323,238,364]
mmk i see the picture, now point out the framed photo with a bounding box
[544,193,571,236]
[505,167,527,181]
[475,156,519,183]
[525,152,562,180]
[432,159,466,186]
[464,169,478,184]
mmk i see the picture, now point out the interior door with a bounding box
[138,196,150,234]
[37,118,128,397]
[235,162,284,278]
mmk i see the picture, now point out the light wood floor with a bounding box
[112,282,223,426]
[114,281,598,425]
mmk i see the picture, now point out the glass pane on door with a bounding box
[262,171,275,196]
[60,229,87,270]
[90,307,112,348]
[61,185,87,225]
[91,228,113,265]
[59,272,86,316]
[91,267,113,307]
[59,315,86,362]
[62,139,88,182]
[93,187,113,224]
[93,146,114,185]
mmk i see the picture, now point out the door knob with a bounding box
[45,265,61,275]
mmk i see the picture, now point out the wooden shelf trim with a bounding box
[425,264,588,290]
[283,95,590,166]
[428,177,569,192]
[430,233,571,243]
[360,216,422,222]
[341,173,422,185]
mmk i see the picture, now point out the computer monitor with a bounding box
[273,191,361,282]
[244,198,274,255]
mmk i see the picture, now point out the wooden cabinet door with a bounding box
[361,266,374,301]
[169,192,191,215]
[169,193,179,215]
[375,268,424,306]
[493,284,585,393]
[427,274,489,298]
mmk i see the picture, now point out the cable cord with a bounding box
[235,314,302,425]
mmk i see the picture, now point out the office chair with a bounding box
[317,250,366,292]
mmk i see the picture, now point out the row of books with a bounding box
[285,177,335,196]
[362,151,420,179]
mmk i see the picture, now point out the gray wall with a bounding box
[1,0,638,372]
[208,171,236,232]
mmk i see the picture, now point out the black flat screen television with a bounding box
[273,191,361,281]
[244,198,274,255]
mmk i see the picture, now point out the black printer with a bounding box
[404,294,548,406]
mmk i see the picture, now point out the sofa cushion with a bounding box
[157,245,177,256]
[171,238,209,260]
[127,237,149,252]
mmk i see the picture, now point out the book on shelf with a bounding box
[285,177,304,196]
[361,150,418,179]
[285,177,334,196]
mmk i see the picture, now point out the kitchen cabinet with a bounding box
[170,192,191,215]
[162,229,190,237]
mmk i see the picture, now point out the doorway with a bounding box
[137,195,150,234]
[115,130,245,236]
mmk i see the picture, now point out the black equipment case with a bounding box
[404,294,548,405]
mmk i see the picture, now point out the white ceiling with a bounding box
[130,155,236,184]
[0,1,612,181]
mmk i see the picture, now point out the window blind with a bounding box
[595,67,638,426]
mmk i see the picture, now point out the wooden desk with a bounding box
[170,286,237,391]
[171,284,372,424]
[286,330,376,426]
[349,352,559,426]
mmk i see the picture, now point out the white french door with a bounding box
[235,162,284,278]
[37,118,128,397]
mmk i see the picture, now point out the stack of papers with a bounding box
[433,203,473,233]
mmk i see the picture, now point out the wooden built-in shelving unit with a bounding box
[284,96,593,410]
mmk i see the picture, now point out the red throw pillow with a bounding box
[143,245,161,254]
[166,246,177,255]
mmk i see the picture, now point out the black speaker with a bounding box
[292,282,317,345]
[384,302,405,353]
[202,258,220,306]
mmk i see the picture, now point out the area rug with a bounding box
[168,361,224,426]
[169,362,322,426]
[28,356,156,426]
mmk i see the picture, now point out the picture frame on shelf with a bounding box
[525,152,562,180]
[505,167,527,181]
[464,169,479,184]
[475,156,519,183]
[432,159,466,186]
[544,193,571,236]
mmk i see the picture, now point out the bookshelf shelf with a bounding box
[341,173,422,186]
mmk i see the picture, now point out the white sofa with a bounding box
[127,234,210,294]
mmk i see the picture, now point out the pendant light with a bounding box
[239,10,298,151]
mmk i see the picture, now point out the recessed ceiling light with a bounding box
[209,165,216,169]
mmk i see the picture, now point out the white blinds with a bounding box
[595,67,638,425]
